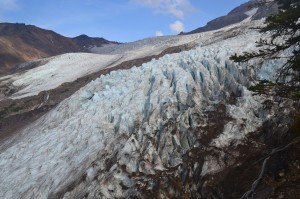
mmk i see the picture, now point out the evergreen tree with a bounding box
[230,0,300,97]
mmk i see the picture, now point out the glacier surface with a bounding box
[0,19,278,198]
[0,20,285,198]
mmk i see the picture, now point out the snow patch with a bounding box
[245,8,258,17]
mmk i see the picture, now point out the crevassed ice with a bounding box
[0,22,277,198]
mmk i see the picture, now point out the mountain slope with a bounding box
[0,23,115,74]
[0,23,81,73]
[185,0,278,34]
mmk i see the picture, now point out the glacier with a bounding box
[0,33,201,100]
[0,20,291,198]
[0,20,267,101]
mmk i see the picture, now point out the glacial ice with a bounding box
[0,20,282,198]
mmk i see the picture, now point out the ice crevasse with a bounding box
[0,24,284,198]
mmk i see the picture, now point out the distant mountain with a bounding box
[185,0,278,34]
[0,23,117,74]
[72,34,119,51]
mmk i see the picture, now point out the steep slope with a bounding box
[0,19,296,198]
[0,23,116,74]
[185,0,278,34]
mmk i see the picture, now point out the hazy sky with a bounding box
[0,0,248,42]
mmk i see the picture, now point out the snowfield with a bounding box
[0,18,286,198]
